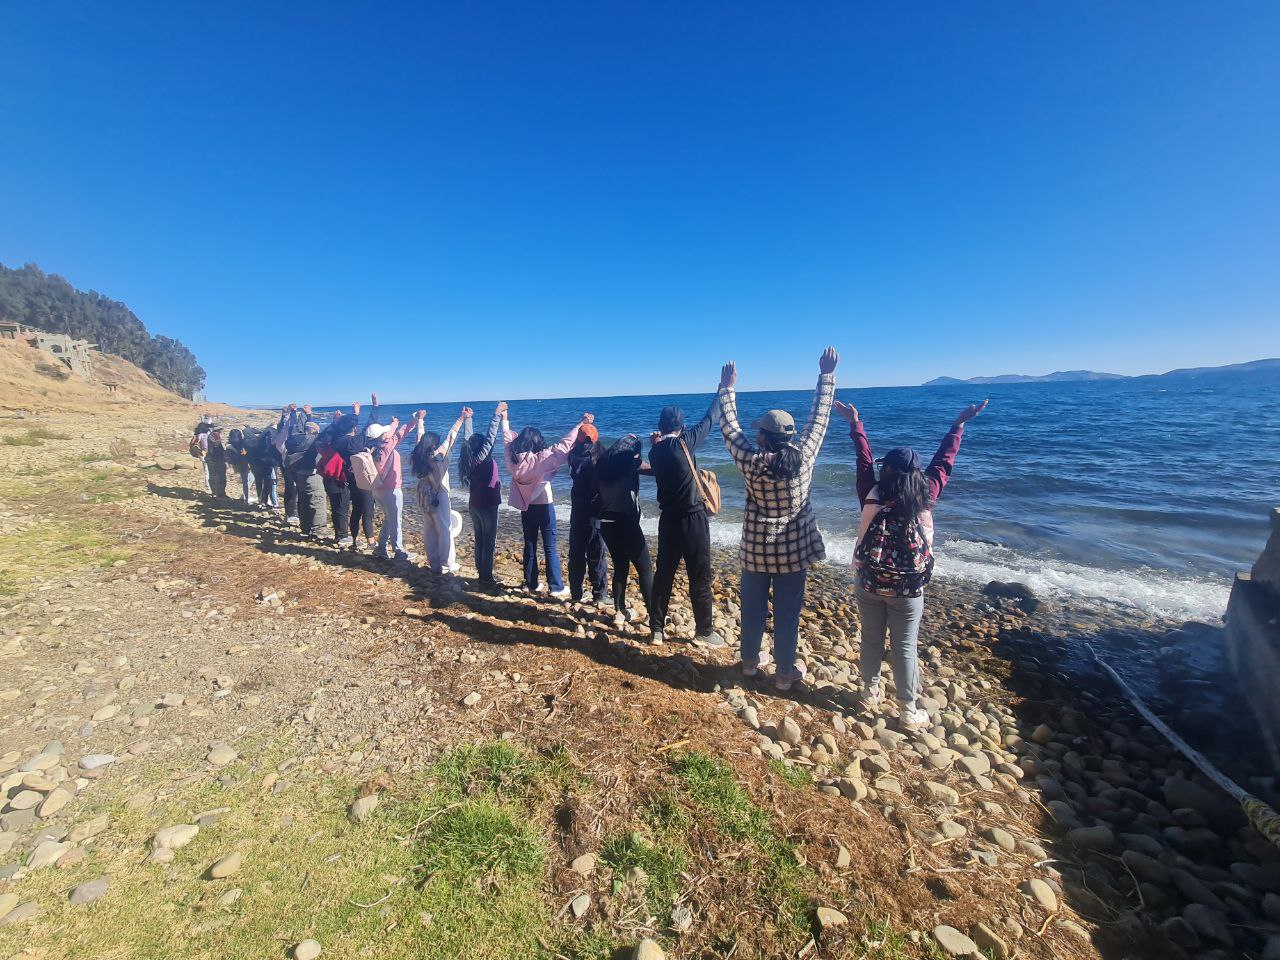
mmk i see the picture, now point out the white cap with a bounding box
[365,423,388,440]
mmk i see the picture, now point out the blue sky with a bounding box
[2,3,1278,403]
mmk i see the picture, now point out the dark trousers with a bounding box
[470,504,499,582]
[324,477,350,539]
[521,503,564,591]
[283,471,299,518]
[567,507,608,601]
[207,460,227,498]
[652,507,714,636]
[601,516,654,619]
[252,461,277,507]
[349,486,375,539]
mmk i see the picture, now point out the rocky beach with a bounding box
[2,383,1279,960]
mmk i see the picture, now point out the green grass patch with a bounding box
[600,828,687,913]
[767,758,813,788]
[0,741,614,960]
[0,515,132,595]
[1,427,71,445]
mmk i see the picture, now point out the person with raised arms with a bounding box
[503,409,595,598]
[833,396,988,728]
[718,347,838,691]
[410,406,472,575]
[364,406,423,562]
[457,402,507,586]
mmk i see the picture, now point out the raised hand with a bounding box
[819,346,839,374]
[495,401,508,417]
[460,406,474,420]
[582,412,595,424]
[720,361,737,390]
[352,401,361,415]
[415,409,427,422]
[371,392,379,406]
[954,399,989,427]
[649,431,662,445]
[833,399,859,423]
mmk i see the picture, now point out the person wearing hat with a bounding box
[834,396,988,728]
[203,424,229,499]
[366,406,423,562]
[718,347,839,691]
[567,421,609,605]
[332,394,380,550]
[647,393,723,645]
[409,405,472,575]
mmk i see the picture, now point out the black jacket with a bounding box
[569,444,601,515]
[648,397,719,515]
[598,452,643,520]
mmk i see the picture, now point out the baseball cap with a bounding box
[752,409,796,435]
[365,423,388,440]
[577,423,599,444]
[878,447,921,472]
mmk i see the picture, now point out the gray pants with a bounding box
[296,471,332,537]
[856,584,924,706]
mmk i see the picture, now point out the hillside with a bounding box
[0,262,205,398]
[0,337,224,416]
[924,357,1280,386]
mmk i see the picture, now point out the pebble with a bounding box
[633,938,665,960]
[462,692,482,708]
[38,787,74,818]
[79,754,116,771]
[154,824,199,849]
[569,853,597,875]
[0,901,38,925]
[27,839,69,870]
[7,790,42,811]
[349,796,378,823]
[569,893,591,918]
[983,826,1016,853]
[1023,877,1058,913]
[971,921,1008,959]
[1067,825,1115,850]
[208,851,242,878]
[933,924,980,956]
[815,906,847,930]
[778,717,802,747]
[207,744,238,767]
[294,939,323,960]
[69,876,110,905]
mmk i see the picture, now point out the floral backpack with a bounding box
[854,504,934,596]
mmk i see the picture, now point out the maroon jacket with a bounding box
[851,420,965,507]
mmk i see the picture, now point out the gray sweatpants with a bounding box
[856,584,925,707]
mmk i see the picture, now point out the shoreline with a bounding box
[1,404,1278,959]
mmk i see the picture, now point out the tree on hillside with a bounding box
[0,262,206,398]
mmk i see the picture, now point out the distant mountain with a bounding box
[924,359,1280,387]
[923,370,1126,386]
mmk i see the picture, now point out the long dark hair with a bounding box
[458,432,491,486]
[760,430,802,480]
[879,465,933,518]
[599,434,642,482]
[410,432,442,478]
[512,426,546,456]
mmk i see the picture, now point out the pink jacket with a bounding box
[503,422,580,511]
[374,419,415,492]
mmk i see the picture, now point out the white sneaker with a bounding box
[549,587,571,600]
[286,515,300,526]
[900,704,930,730]
[862,680,883,707]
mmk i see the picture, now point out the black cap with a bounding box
[878,447,921,472]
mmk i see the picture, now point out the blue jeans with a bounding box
[739,568,807,677]
[375,488,406,556]
[470,505,499,582]
[521,503,564,591]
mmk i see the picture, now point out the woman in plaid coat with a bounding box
[718,347,838,690]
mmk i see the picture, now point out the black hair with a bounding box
[759,429,802,480]
[599,434,642,482]
[228,429,243,447]
[658,405,684,434]
[512,426,546,456]
[879,465,933,519]
[458,432,492,486]
[410,431,442,478]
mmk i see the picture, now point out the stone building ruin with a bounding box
[0,321,96,380]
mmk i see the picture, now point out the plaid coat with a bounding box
[720,373,835,573]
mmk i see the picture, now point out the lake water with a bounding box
[355,376,1279,623]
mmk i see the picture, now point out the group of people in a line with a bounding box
[191,348,987,727]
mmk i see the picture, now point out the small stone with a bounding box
[1067,825,1115,850]
[816,906,848,930]
[670,903,693,932]
[349,796,378,823]
[462,692,482,708]
[8,790,42,811]
[79,754,116,771]
[69,876,110,905]
[0,901,39,925]
[633,938,665,960]
[835,844,851,868]
[933,924,980,956]
[940,820,967,840]
[154,824,199,849]
[207,744,238,767]
[293,939,322,960]
[1031,724,1053,745]
[208,851,242,878]
[983,827,1016,853]
[38,787,74,818]
[218,888,242,908]
[778,717,803,746]
[570,853,597,875]
[1023,878,1058,913]
[0,893,16,918]
[971,921,1009,959]
[569,893,591,918]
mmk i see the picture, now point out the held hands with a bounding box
[819,346,839,374]
[719,361,737,390]
[495,401,508,417]
[581,412,595,425]
[415,409,427,422]
[459,406,474,421]
[954,399,989,427]
[833,399,859,423]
